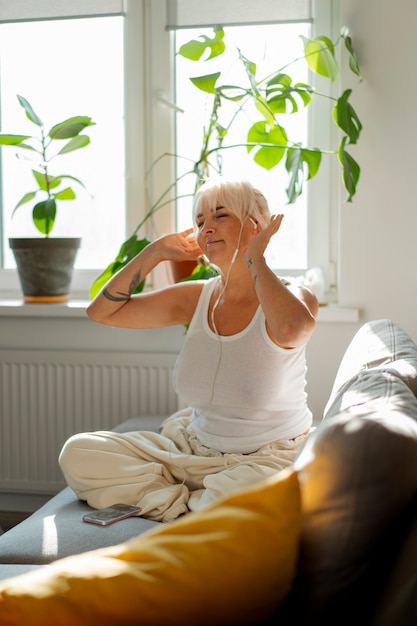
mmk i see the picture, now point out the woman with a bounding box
[59,177,319,522]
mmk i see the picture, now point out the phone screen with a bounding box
[83,503,142,526]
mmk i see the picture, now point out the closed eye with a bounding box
[196,213,228,229]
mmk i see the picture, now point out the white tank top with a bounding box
[173,277,312,453]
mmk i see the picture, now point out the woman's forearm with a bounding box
[87,240,164,322]
[246,253,317,347]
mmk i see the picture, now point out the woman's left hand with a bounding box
[244,214,284,260]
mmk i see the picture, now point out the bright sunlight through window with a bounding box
[0,16,125,271]
[175,22,310,270]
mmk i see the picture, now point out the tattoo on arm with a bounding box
[102,270,142,302]
[129,271,142,294]
[102,288,131,302]
[246,257,257,285]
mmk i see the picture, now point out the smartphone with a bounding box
[83,503,142,526]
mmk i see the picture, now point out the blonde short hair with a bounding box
[192,177,271,230]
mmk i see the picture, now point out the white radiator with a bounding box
[0,349,178,494]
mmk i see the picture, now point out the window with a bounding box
[148,0,339,292]
[0,0,339,299]
[174,23,310,270]
[0,17,125,270]
[0,1,126,297]
[152,0,340,292]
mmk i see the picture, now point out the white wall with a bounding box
[338,0,417,333]
[304,0,417,418]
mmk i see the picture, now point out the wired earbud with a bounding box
[231,217,256,264]
[230,219,247,265]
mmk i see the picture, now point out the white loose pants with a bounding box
[59,413,309,522]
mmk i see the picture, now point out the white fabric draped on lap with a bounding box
[59,411,308,522]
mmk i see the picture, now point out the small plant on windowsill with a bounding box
[0,95,95,302]
[90,25,362,298]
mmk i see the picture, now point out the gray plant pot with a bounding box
[9,237,81,303]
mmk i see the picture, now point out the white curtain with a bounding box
[0,0,124,23]
[166,0,312,29]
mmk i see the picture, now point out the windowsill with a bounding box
[0,298,360,323]
[0,298,90,318]
[316,304,360,323]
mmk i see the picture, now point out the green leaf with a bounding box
[285,146,322,203]
[341,27,362,80]
[11,191,37,215]
[48,176,64,190]
[32,198,56,235]
[217,84,248,102]
[180,262,220,282]
[247,121,287,170]
[254,95,275,125]
[54,187,76,200]
[32,170,67,192]
[32,170,49,191]
[189,72,221,94]
[266,74,312,114]
[49,116,95,140]
[57,174,88,190]
[178,27,225,61]
[90,266,119,299]
[238,50,257,90]
[0,134,32,146]
[119,235,150,265]
[57,135,91,155]
[333,89,362,144]
[266,74,294,114]
[293,83,313,107]
[301,35,339,80]
[338,136,360,202]
[90,236,151,299]
[17,94,42,126]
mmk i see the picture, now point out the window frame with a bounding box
[0,0,340,300]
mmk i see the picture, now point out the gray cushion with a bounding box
[0,416,165,566]
[325,318,417,419]
[292,319,417,625]
[369,495,417,626]
[294,401,417,624]
[112,415,164,433]
[0,487,160,565]
[0,564,44,582]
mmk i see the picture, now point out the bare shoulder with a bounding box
[173,278,205,301]
[168,278,206,318]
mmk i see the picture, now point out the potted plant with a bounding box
[0,94,95,303]
[90,26,362,298]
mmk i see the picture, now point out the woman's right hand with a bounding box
[154,228,204,262]
[87,227,204,327]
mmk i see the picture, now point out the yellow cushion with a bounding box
[0,468,300,626]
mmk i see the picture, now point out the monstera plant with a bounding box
[90,25,362,298]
